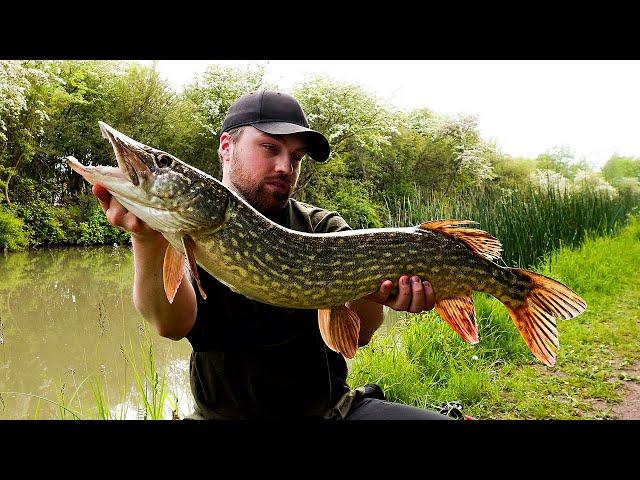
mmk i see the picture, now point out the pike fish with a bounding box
[67,122,587,366]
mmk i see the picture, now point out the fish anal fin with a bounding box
[418,219,503,262]
[318,305,361,359]
[163,243,185,304]
[434,295,479,344]
[182,234,207,300]
[506,268,587,367]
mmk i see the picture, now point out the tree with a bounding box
[413,112,495,196]
[602,154,640,183]
[535,146,574,179]
[490,154,537,190]
[0,60,64,205]
[292,75,399,201]
[181,63,271,176]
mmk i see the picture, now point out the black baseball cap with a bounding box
[220,90,330,162]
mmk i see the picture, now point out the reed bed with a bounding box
[384,186,639,268]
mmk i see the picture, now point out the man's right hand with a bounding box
[92,184,196,339]
[92,184,160,239]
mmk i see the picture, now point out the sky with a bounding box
[139,60,640,170]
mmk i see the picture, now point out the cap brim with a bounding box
[252,122,330,162]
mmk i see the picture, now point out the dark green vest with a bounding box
[185,199,352,419]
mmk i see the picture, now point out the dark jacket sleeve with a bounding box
[312,210,352,233]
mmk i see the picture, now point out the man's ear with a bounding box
[218,132,231,162]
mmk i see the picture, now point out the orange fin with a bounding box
[506,269,587,367]
[318,305,361,359]
[434,295,479,344]
[418,219,503,262]
[182,234,207,300]
[163,243,185,304]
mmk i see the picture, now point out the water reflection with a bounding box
[0,246,404,420]
[0,246,193,420]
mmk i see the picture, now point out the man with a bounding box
[94,90,451,420]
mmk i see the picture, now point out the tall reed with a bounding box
[384,185,639,268]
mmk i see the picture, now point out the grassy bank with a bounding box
[348,217,640,419]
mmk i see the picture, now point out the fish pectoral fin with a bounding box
[182,234,207,300]
[434,295,479,344]
[418,220,503,262]
[506,268,587,367]
[163,243,186,304]
[318,305,361,359]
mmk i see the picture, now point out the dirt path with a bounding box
[613,360,640,419]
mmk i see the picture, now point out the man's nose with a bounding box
[273,153,294,174]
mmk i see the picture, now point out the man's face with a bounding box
[220,126,307,216]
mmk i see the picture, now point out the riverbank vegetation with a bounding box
[2,60,639,254]
[2,60,639,419]
[348,217,640,418]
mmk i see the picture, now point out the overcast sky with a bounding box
[139,60,640,170]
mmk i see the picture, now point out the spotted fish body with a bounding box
[67,122,587,367]
[200,207,518,310]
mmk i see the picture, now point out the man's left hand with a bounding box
[365,276,436,313]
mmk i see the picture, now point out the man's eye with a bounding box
[262,144,276,151]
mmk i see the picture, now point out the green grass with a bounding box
[120,325,176,420]
[348,217,640,419]
[1,319,178,420]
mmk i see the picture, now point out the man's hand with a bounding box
[92,184,159,239]
[365,275,436,313]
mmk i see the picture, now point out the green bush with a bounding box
[0,207,28,251]
[13,200,66,246]
[326,180,383,229]
[53,195,129,246]
[9,194,130,248]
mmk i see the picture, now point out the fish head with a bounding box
[67,122,230,234]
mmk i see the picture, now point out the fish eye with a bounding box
[156,154,173,168]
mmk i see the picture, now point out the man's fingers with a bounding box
[388,275,411,311]
[408,276,426,313]
[120,212,142,233]
[369,279,393,303]
[105,198,129,227]
[423,280,436,311]
[92,184,111,212]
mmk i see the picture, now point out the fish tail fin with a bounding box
[318,305,361,359]
[434,295,479,344]
[505,269,587,367]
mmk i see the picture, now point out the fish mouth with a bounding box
[67,155,127,185]
[98,121,153,187]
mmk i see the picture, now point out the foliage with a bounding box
[384,184,638,268]
[181,63,271,175]
[0,60,638,251]
[322,179,383,229]
[613,177,640,197]
[573,170,617,198]
[0,207,28,251]
[535,146,575,179]
[292,75,399,201]
[349,218,640,419]
[602,154,640,183]
[527,169,571,193]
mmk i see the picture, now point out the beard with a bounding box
[227,150,295,217]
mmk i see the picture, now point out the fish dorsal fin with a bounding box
[418,219,503,262]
